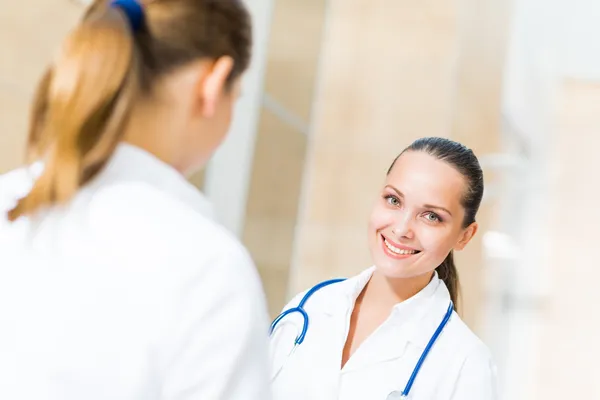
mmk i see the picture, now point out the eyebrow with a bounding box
[384,185,453,217]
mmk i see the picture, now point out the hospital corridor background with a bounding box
[1,0,599,398]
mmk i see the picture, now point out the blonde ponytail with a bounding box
[8,5,139,221]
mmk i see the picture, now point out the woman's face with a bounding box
[368,151,477,279]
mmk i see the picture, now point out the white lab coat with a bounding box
[0,144,271,400]
[270,267,498,400]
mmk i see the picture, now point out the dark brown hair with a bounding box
[8,0,251,221]
[387,137,484,307]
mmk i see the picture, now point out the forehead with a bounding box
[386,151,466,208]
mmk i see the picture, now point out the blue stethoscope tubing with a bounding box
[269,278,346,346]
[269,278,454,398]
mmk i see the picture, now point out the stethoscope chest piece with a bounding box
[386,390,406,399]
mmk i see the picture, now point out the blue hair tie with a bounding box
[110,0,145,32]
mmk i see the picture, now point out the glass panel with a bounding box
[243,108,307,317]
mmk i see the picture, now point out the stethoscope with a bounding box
[269,278,454,399]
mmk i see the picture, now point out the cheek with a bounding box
[368,205,393,232]
[418,228,458,257]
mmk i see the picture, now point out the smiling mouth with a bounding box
[382,235,421,256]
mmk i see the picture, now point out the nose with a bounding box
[391,212,414,240]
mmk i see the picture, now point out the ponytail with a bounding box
[8,4,139,221]
[436,251,460,308]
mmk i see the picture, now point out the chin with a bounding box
[373,258,415,279]
[373,249,439,280]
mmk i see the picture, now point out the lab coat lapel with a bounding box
[318,268,414,373]
[341,274,451,373]
[404,281,453,349]
[341,327,412,373]
[310,268,377,376]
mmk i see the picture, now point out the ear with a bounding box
[197,56,234,118]
[454,222,478,251]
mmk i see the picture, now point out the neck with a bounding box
[122,103,187,174]
[361,269,434,308]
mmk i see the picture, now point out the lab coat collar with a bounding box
[99,143,216,219]
[324,267,452,371]
[321,266,376,317]
[323,267,445,332]
[1,144,215,230]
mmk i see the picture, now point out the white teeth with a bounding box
[384,239,417,255]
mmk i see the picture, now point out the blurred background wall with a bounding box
[2,0,599,398]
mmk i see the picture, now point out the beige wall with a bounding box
[535,79,600,399]
[243,0,327,317]
[289,0,463,296]
[262,0,326,122]
[283,0,512,331]
[450,0,512,327]
[0,0,81,173]
[243,109,307,317]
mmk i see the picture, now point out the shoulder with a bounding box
[92,181,267,313]
[86,181,235,248]
[280,267,374,313]
[425,278,494,365]
[85,181,261,284]
[442,311,495,367]
[439,314,498,398]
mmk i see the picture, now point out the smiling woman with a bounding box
[269,137,497,400]
[372,137,485,307]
